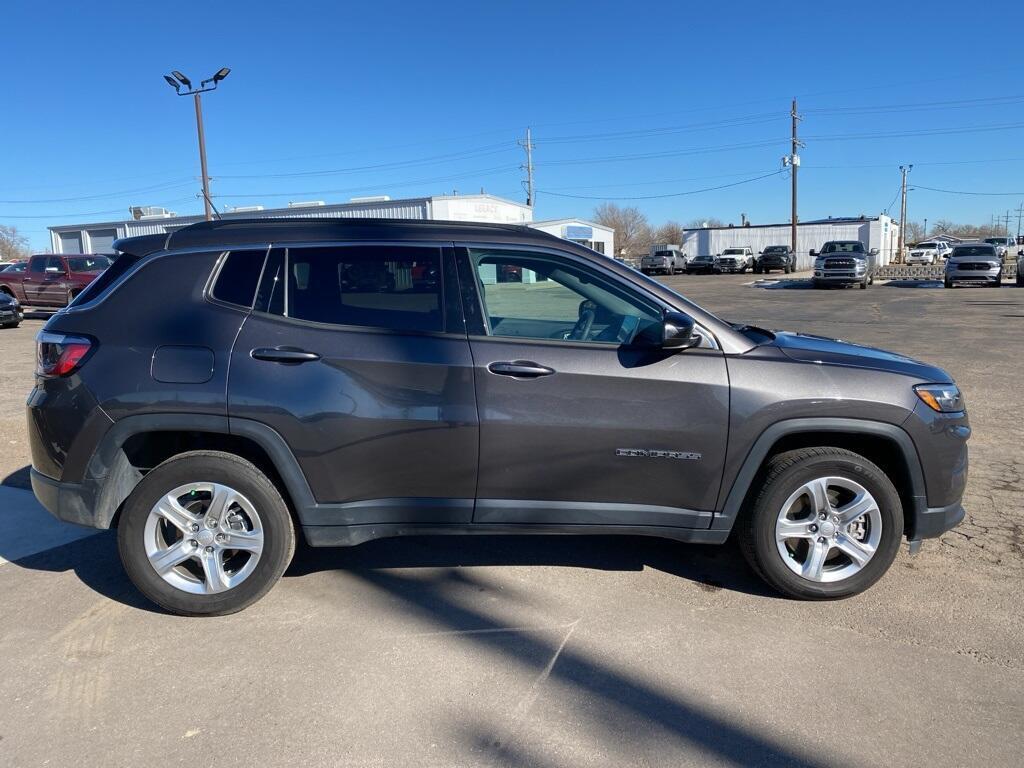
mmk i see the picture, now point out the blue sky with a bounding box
[3,0,1024,249]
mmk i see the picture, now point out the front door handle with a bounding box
[487,360,555,378]
[251,346,322,364]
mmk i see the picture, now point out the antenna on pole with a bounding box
[519,127,535,207]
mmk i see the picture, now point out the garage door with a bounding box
[59,232,83,254]
[87,229,117,253]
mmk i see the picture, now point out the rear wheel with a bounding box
[1016,273,1023,287]
[738,448,903,599]
[117,451,295,616]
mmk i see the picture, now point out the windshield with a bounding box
[763,246,786,254]
[66,256,111,272]
[722,249,745,255]
[652,251,673,257]
[821,242,865,253]
[916,242,937,249]
[951,246,996,258]
[983,238,1005,245]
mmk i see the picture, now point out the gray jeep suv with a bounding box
[28,219,968,615]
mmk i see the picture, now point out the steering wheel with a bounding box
[568,301,596,341]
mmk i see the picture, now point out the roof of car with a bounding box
[114,217,577,257]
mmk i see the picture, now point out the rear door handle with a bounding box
[251,346,322,364]
[487,360,555,378]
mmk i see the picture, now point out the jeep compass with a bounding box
[28,219,968,615]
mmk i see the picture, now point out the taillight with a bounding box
[36,331,93,378]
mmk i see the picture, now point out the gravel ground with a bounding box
[0,275,1021,767]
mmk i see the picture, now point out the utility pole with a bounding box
[1015,202,1023,242]
[898,165,912,262]
[163,68,231,222]
[789,99,802,254]
[923,218,927,239]
[519,127,535,207]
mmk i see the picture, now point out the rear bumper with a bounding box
[31,468,103,530]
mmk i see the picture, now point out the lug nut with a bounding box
[215,533,225,543]
[818,537,826,544]
[188,539,198,548]
[190,523,199,532]
[205,546,214,553]
[809,524,818,532]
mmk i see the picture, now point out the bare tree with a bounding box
[905,221,925,244]
[928,219,1002,239]
[652,220,686,245]
[0,225,31,262]
[685,217,725,229]
[593,203,652,258]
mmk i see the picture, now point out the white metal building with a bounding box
[47,194,613,257]
[528,219,614,256]
[681,215,899,271]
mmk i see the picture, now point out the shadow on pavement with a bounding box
[348,566,843,768]
[287,533,774,599]
[2,465,31,489]
[752,279,813,290]
[880,280,943,289]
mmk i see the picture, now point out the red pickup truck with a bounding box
[0,254,111,308]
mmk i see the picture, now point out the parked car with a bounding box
[944,243,1002,288]
[641,245,686,275]
[982,237,1013,260]
[1,261,28,273]
[1018,248,1024,287]
[684,254,717,274]
[0,290,22,328]
[753,245,795,274]
[29,218,967,615]
[906,241,952,265]
[0,254,111,308]
[715,247,754,273]
[811,241,876,289]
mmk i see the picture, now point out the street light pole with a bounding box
[164,68,231,222]
[193,92,212,221]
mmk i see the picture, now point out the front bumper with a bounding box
[812,271,866,284]
[0,304,22,324]
[946,266,1000,284]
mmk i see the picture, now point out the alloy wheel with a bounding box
[143,482,264,595]
[774,476,882,583]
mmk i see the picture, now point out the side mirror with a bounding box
[809,249,817,257]
[869,248,879,256]
[662,312,700,351]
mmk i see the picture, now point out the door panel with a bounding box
[460,246,730,526]
[469,338,729,522]
[227,244,478,525]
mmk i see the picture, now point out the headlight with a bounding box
[814,258,825,268]
[914,384,964,413]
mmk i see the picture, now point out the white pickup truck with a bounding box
[907,241,952,265]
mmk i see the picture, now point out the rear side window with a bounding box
[284,245,442,332]
[211,250,267,309]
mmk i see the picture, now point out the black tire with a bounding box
[668,265,675,276]
[2,322,20,329]
[944,278,953,289]
[1016,273,1023,287]
[737,447,903,600]
[811,279,822,289]
[117,450,295,616]
[992,272,1002,287]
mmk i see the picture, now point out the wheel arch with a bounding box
[715,418,926,537]
[84,414,315,529]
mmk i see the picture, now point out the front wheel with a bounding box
[117,451,295,616]
[738,447,903,599]
[1016,273,1023,287]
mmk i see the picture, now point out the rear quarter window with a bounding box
[210,250,268,309]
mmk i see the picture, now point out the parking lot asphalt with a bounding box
[1,275,1022,767]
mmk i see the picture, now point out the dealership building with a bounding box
[681,215,899,271]
[46,194,614,257]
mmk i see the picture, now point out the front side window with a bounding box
[470,249,661,345]
[284,245,442,332]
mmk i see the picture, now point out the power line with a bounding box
[0,196,198,220]
[0,179,195,205]
[914,183,1024,196]
[536,170,785,201]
